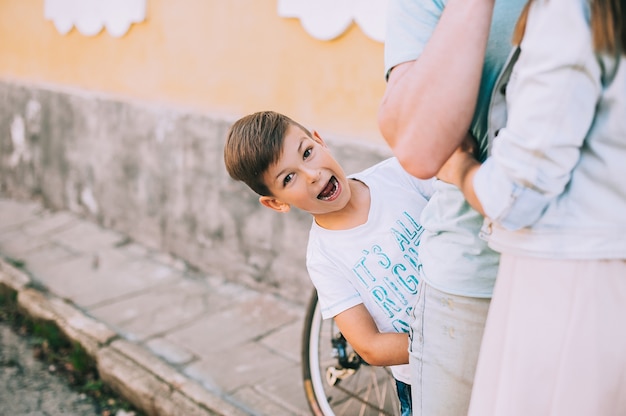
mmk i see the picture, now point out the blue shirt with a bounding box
[384,0,526,297]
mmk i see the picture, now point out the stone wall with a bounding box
[0,81,390,305]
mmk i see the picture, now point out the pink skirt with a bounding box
[468,254,626,416]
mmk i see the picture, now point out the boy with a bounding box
[224,111,433,415]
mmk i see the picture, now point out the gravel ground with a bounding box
[0,322,131,416]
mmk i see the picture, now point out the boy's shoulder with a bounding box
[351,157,404,179]
[351,157,434,197]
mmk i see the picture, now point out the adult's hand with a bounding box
[436,133,478,186]
[436,133,486,216]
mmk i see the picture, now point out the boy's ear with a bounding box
[259,196,291,213]
[312,130,327,147]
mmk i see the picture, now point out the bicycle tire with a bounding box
[301,288,401,416]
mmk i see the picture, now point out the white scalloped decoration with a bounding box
[277,0,388,43]
[44,0,146,38]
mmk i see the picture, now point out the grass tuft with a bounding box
[0,284,142,416]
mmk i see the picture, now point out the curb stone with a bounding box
[0,258,251,416]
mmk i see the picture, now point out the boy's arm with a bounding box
[378,0,495,179]
[333,304,409,367]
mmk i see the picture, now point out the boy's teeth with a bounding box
[318,177,337,200]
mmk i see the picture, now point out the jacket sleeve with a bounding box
[473,0,602,230]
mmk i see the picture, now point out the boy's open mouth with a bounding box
[317,176,339,200]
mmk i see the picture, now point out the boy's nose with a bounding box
[304,168,321,183]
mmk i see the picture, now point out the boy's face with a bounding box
[259,124,351,217]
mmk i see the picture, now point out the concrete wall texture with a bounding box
[0,81,390,304]
[0,1,391,304]
[0,1,387,145]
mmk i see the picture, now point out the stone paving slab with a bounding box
[163,294,301,356]
[0,197,312,416]
[0,228,49,260]
[0,198,42,229]
[15,211,79,238]
[7,242,78,278]
[49,219,128,253]
[229,360,308,415]
[89,278,224,341]
[36,251,182,307]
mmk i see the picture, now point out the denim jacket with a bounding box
[474,0,626,259]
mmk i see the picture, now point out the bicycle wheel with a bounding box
[301,289,401,416]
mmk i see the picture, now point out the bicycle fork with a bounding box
[326,333,362,386]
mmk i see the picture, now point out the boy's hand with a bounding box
[436,133,479,188]
[334,304,409,367]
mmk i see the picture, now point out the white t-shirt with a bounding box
[306,157,434,384]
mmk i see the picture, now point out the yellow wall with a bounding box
[0,0,387,144]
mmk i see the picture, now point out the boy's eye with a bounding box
[303,147,312,159]
[283,173,294,186]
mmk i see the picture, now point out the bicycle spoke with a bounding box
[330,367,396,416]
[334,383,394,415]
[302,289,401,416]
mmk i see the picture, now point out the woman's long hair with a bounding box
[512,0,625,55]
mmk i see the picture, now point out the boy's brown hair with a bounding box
[224,111,312,196]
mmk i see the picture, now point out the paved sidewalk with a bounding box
[0,197,311,416]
